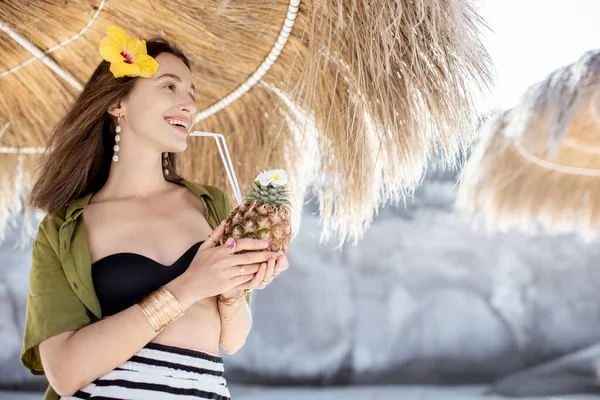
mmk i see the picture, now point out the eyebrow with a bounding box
[155,73,195,92]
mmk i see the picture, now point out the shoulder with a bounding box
[35,206,68,254]
[185,181,235,218]
[179,178,230,202]
[203,184,231,202]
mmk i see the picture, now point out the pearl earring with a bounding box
[113,115,122,162]
[163,152,169,175]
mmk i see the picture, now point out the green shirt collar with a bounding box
[65,178,214,221]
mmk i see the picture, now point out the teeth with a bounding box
[167,119,188,129]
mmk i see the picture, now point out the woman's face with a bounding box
[115,52,197,153]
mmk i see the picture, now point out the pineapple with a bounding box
[223,169,293,254]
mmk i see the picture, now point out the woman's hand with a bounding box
[166,220,280,308]
[221,251,290,297]
[255,252,289,290]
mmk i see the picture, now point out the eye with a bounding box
[165,84,176,91]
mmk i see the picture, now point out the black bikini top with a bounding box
[92,240,204,317]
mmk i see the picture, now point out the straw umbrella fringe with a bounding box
[457,50,600,240]
[0,0,492,245]
[284,0,492,245]
[0,153,44,246]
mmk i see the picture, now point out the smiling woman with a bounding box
[28,35,193,207]
[103,51,198,157]
[20,26,287,400]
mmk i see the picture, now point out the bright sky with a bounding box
[478,0,600,113]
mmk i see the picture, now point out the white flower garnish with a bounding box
[256,169,289,187]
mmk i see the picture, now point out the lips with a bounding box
[165,119,188,134]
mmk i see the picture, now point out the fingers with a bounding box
[247,261,268,290]
[241,256,276,291]
[228,262,261,279]
[200,220,227,249]
[258,256,276,289]
[231,272,256,288]
[229,250,280,266]
[231,263,264,287]
[232,254,286,291]
[220,237,270,255]
[273,254,289,278]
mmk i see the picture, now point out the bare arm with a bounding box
[39,279,193,397]
[218,253,288,354]
[218,289,252,355]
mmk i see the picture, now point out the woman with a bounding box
[20,26,289,400]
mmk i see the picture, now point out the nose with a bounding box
[178,95,197,117]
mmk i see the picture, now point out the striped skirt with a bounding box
[61,342,231,399]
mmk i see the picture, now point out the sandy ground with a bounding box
[1,385,599,400]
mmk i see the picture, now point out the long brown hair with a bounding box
[28,37,191,215]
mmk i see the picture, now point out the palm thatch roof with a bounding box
[0,0,492,245]
[457,50,600,240]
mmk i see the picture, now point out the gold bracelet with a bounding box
[139,286,184,333]
[218,291,246,306]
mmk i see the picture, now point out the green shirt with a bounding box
[21,178,250,400]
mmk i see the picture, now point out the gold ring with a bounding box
[239,267,245,276]
[207,235,217,243]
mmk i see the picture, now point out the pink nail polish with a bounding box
[225,238,236,249]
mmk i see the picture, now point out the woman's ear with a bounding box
[107,98,124,117]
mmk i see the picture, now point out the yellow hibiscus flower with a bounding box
[99,25,159,78]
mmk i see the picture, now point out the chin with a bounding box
[165,138,188,153]
[167,145,187,154]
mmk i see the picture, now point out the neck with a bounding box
[98,146,175,201]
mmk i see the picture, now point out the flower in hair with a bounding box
[99,25,159,78]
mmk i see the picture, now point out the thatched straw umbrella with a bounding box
[457,50,600,240]
[0,0,492,245]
